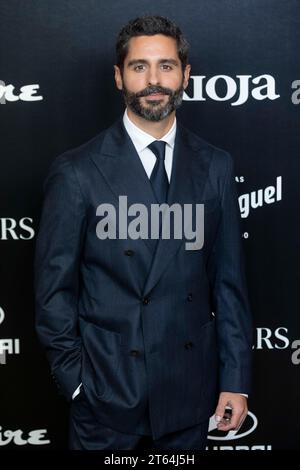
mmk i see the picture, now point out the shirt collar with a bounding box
[123,107,176,152]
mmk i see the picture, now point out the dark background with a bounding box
[0,0,299,450]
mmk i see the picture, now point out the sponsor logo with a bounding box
[207,411,258,441]
[0,80,43,104]
[206,444,272,450]
[0,339,20,358]
[291,80,300,105]
[253,326,300,365]
[0,426,50,446]
[291,340,300,365]
[254,326,290,350]
[184,74,279,106]
[0,307,20,364]
[238,176,282,219]
[206,411,272,450]
[0,307,4,325]
[0,217,35,240]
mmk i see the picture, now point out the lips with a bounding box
[145,93,165,100]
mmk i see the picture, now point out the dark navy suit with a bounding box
[34,116,253,448]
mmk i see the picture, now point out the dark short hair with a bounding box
[115,15,190,71]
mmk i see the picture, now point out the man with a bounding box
[34,15,253,450]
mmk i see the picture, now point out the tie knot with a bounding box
[148,140,166,161]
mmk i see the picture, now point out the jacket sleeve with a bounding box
[207,150,254,394]
[34,153,87,401]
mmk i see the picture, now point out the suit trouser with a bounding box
[68,389,209,450]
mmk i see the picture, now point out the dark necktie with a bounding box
[148,140,169,204]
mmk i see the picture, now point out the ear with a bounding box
[183,64,191,89]
[114,65,123,90]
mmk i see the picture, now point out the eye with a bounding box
[134,64,145,71]
[161,64,172,70]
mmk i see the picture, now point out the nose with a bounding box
[147,65,160,86]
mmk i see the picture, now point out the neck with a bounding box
[126,108,175,139]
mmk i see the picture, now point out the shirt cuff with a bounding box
[72,383,82,400]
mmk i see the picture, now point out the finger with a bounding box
[217,406,244,431]
[214,399,228,424]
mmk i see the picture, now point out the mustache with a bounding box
[135,85,173,97]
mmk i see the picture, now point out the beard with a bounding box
[121,79,185,122]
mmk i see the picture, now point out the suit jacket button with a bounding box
[142,297,150,305]
[124,249,134,256]
[184,341,194,350]
[130,349,140,357]
[187,293,193,301]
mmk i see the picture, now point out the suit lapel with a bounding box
[90,117,158,254]
[90,116,211,296]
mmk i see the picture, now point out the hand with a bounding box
[214,392,248,432]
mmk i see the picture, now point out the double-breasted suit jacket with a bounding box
[35,116,253,440]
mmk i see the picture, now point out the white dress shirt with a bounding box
[71,109,247,400]
[122,107,176,182]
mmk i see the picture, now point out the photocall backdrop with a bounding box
[0,0,299,450]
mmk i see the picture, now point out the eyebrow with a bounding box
[127,58,179,67]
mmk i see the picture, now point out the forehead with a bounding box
[125,34,179,61]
